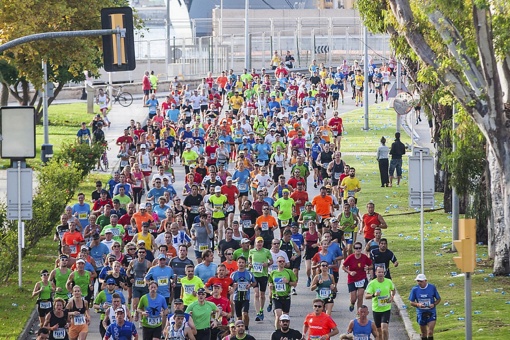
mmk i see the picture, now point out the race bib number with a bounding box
[238,282,249,292]
[319,288,331,298]
[74,314,86,325]
[190,206,199,214]
[147,316,162,326]
[348,190,356,197]
[199,244,209,252]
[334,172,341,180]
[110,228,120,236]
[310,336,321,340]
[53,329,66,339]
[281,220,289,227]
[157,277,169,286]
[344,232,353,240]
[39,301,52,309]
[252,263,263,273]
[135,278,146,287]
[354,335,370,340]
[276,161,283,167]
[226,204,234,212]
[184,285,195,295]
[322,130,328,136]
[275,283,286,292]
[378,295,390,307]
[141,163,149,170]
[354,279,365,288]
[242,220,252,228]
[69,245,77,254]
[238,183,248,191]
[418,299,431,308]
[128,226,137,236]
[78,213,87,219]
[210,153,216,160]
[261,222,269,231]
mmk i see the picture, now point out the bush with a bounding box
[0,141,103,281]
[55,141,107,177]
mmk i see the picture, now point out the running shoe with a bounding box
[349,304,355,312]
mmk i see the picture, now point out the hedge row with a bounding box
[0,141,106,282]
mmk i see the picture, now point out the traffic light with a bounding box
[101,7,136,72]
[453,219,476,273]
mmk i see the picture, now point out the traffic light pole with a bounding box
[465,272,472,340]
[0,29,124,54]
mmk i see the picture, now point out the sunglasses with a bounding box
[138,251,146,254]
[277,260,285,263]
[112,245,120,248]
[128,248,136,251]
[354,247,362,250]
[262,208,269,211]
[313,305,323,308]
[321,264,328,267]
[226,253,233,255]
[41,273,49,276]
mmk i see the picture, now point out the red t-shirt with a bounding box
[204,276,233,299]
[221,185,239,205]
[142,76,151,91]
[328,117,343,133]
[362,213,382,240]
[116,136,133,145]
[205,145,219,165]
[290,191,308,216]
[287,177,305,189]
[206,295,231,325]
[342,253,372,284]
[304,312,337,338]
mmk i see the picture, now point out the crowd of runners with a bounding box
[33,58,441,340]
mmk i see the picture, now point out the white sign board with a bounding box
[7,168,33,220]
[408,148,435,208]
[0,107,36,158]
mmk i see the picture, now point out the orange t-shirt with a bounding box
[62,231,85,258]
[222,260,238,275]
[204,276,234,299]
[304,312,337,338]
[132,212,153,232]
[311,195,333,218]
[256,215,278,229]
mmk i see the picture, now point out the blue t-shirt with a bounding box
[166,109,180,122]
[311,143,322,161]
[194,262,218,283]
[147,187,168,203]
[409,283,441,314]
[153,204,170,221]
[268,101,281,113]
[231,270,256,301]
[290,233,304,249]
[146,99,159,114]
[254,143,271,161]
[105,320,138,338]
[232,169,251,193]
[219,135,235,153]
[144,266,174,298]
[88,242,110,271]
[72,203,90,230]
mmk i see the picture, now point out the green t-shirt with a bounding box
[292,164,309,178]
[233,248,250,261]
[272,141,286,153]
[300,211,317,231]
[244,88,256,99]
[112,194,132,210]
[269,268,297,297]
[366,278,395,312]
[274,198,295,222]
[96,214,111,228]
[100,225,125,243]
[209,194,228,219]
[248,248,272,277]
[180,276,204,306]
[185,301,217,330]
[181,150,199,165]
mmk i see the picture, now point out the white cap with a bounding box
[279,314,290,321]
[139,203,147,210]
[214,186,222,193]
[185,143,192,148]
[140,144,147,149]
[415,273,427,281]
[226,176,233,182]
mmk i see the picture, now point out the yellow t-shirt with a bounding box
[340,176,361,199]
[355,75,364,88]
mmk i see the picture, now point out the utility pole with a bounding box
[244,0,250,69]
[363,26,369,130]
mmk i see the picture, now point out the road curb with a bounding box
[18,308,38,340]
[394,289,422,340]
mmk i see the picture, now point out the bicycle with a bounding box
[110,85,133,107]
[99,147,109,171]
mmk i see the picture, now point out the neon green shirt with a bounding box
[209,194,228,219]
[185,301,217,330]
[248,248,272,277]
[180,276,204,306]
[274,197,295,221]
[366,278,395,312]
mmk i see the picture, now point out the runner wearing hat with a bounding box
[103,307,137,340]
[271,314,302,340]
[409,274,441,340]
[185,287,218,339]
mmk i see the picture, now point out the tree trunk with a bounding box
[0,82,8,107]
[487,145,510,274]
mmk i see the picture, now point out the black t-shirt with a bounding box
[271,328,303,340]
[233,335,256,340]
[93,128,105,143]
[183,194,203,215]
[218,239,240,261]
[310,76,321,85]
[169,257,194,284]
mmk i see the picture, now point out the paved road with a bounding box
[22,83,435,339]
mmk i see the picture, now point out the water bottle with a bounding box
[11,303,18,307]
[474,311,481,315]
[443,302,449,307]
[458,317,465,321]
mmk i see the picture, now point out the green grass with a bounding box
[339,104,510,339]
[0,103,98,168]
[0,173,111,339]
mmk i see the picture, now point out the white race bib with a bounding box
[261,222,269,231]
[252,263,263,273]
[354,279,366,288]
[74,314,86,325]
[378,295,390,307]
[238,282,249,292]
[242,220,252,228]
[135,278,146,287]
[69,245,77,254]
[147,316,162,326]
[157,277,169,286]
[53,329,66,339]
[275,283,286,292]
[184,285,195,295]
[319,288,331,298]
[39,301,52,309]
[199,244,209,252]
[238,183,248,191]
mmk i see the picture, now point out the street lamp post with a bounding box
[245,0,250,69]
